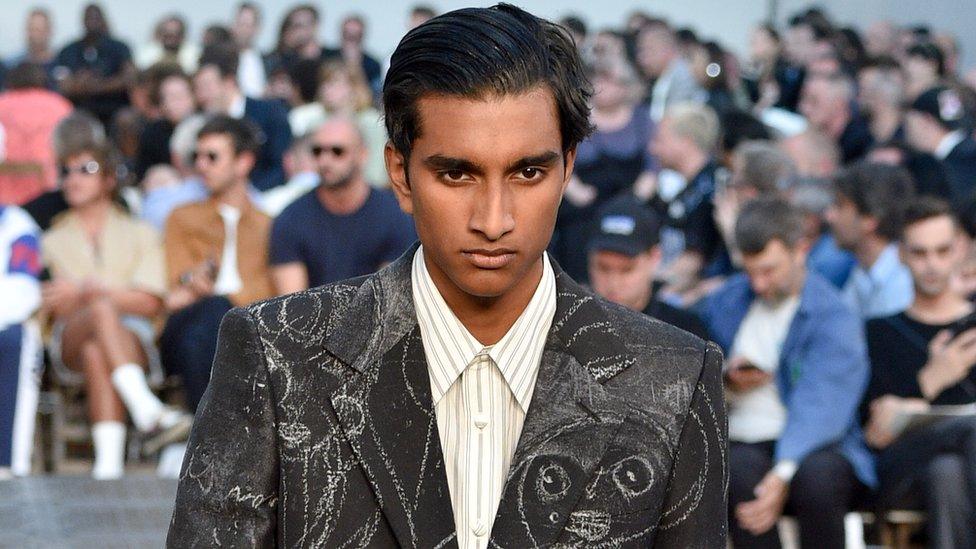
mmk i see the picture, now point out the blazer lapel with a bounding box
[489,269,634,547]
[325,246,458,548]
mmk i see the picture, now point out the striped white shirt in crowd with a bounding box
[411,246,556,549]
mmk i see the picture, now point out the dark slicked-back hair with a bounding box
[735,197,806,255]
[383,3,593,160]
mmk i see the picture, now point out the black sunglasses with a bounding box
[191,150,221,164]
[59,160,101,178]
[311,144,348,158]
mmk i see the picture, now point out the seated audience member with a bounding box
[649,102,725,293]
[701,198,874,548]
[863,197,976,549]
[856,56,906,144]
[778,129,840,181]
[194,44,291,191]
[0,205,43,478]
[160,115,274,413]
[867,140,952,201]
[40,141,190,480]
[905,86,976,206]
[635,22,706,122]
[587,196,708,338]
[0,62,73,205]
[269,117,415,294]
[134,66,196,180]
[133,15,200,74]
[790,180,856,289]
[827,161,915,319]
[260,133,318,216]
[798,72,874,163]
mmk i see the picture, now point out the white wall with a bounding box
[0,0,770,63]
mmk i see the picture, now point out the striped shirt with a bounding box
[411,246,556,548]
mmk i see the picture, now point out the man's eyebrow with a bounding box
[421,155,484,175]
[508,151,561,171]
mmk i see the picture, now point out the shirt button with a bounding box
[472,521,488,537]
[473,412,489,430]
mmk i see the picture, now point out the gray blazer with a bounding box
[167,247,728,547]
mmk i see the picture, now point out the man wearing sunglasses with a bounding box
[170,5,727,547]
[269,116,416,295]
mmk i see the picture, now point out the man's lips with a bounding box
[462,248,517,269]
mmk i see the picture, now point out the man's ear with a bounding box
[560,146,578,193]
[238,150,257,178]
[385,141,413,215]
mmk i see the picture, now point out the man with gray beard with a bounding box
[269,117,416,294]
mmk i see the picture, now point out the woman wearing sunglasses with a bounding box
[40,140,191,479]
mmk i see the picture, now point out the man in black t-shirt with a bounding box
[269,117,416,294]
[587,195,708,339]
[863,197,976,549]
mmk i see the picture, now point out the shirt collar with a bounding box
[935,129,966,160]
[412,245,556,411]
[855,243,901,285]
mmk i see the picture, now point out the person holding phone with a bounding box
[862,197,976,549]
[701,198,873,548]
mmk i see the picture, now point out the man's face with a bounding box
[342,19,364,45]
[286,9,317,49]
[160,19,184,51]
[233,7,259,47]
[193,66,226,113]
[901,216,965,297]
[83,5,106,36]
[741,239,807,304]
[160,76,195,123]
[195,134,245,195]
[62,152,110,208]
[588,249,658,311]
[386,87,574,301]
[26,13,51,49]
[825,194,867,251]
[799,79,839,131]
[636,30,672,79]
[649,117,684,170]
[311,120,365,188]
[784,24,814,65]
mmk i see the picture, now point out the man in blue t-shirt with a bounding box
[270,117,416,294]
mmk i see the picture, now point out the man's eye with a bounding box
[517,167,544,180]
[440,170,467,182]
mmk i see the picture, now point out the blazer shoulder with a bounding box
[244,274,371,330]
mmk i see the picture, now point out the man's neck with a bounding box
[676,150,708,181]
[317,178,369,215]
[855,235,889,271]
[908,291,973,325]
[214,180,250,210]
[426,252,545,346]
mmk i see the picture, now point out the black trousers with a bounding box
[729,441,866,549]
[159,295,234,413]
[877,416,976,549]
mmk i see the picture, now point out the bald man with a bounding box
[269,117,417,294]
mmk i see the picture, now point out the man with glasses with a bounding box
[159,115,274,414]
[269,117,416,295]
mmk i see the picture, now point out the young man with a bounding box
[862,197,976,549]
[160,115,274,413]
[905,86,976,206]
[169,6,727,547]
[827,161,916,319]
[269,117,415,294]
[588,196,708,339]
[701,198,873,549]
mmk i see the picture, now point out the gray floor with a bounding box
[0,475,177,548]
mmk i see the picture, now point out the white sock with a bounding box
[91,421,126,480]
[110,363,164,432]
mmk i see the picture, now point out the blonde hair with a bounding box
[665,102,719,152]
[319,60,374,112]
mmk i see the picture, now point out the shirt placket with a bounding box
[461,350,493,548]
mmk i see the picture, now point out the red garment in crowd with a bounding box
[0,88,73,205]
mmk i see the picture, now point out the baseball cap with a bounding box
[909,86,967,130]
[587,195,661,257]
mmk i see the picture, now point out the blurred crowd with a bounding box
[1,2,975,547]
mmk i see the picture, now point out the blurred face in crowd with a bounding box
[233,6,260,48]
[319,73,355,111]
[193,65,229,113]
[26,11,52,51]
[589,248,659,311]
[158,18,184,52]
[386,87,575,301]
[649,116,689,170]
[825,193,869,251]
[865,21,897,57]
[901,215,966,298]
[311,119,366,189]
[83,4,107,38]
[592,66,636,111]
[741,238,809,305]
[160,75,196,124]
[61,151,111,208]
[636,28,675,79]
[904,55,940,99]
[195,134,252,195]
[784,23,815,65]
[799,77,847,132]
[285,8,318,50]
[857,67,903,113]
[342,18,365,46]
[749,26,779,63]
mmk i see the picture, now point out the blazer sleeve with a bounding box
[654,343,728,548]
[167,307,279,547]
